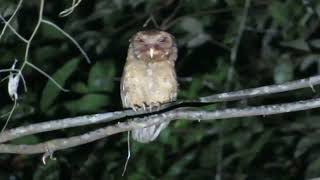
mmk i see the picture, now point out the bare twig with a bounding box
[1,99,17,133]
[41,19,91,64]
[122,132,131,176]
[160,0,183,30]
[143,14,160,29]
[59,0,82,17]
[25,61,69,92]
[0,0,23,40]
[0,15,28,43]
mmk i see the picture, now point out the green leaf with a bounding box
[280,39,310,51]
[305,156,320,179]
[35,46,60,62]
[33,160,60,180]
[11,135,40,145]
[309,39,320,48]
[299,55,320,72]
[64,94,110,113]
[71,81,89,94]
[41,24,65,40]
[273,55,294,84]
[88,61,116,92]
[294,132,320,158]
[269,1,289,25]
[40,58,80,112]
[179,17,204,34]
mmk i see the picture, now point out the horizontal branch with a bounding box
[0,109,143,143]
[199,74,320,102]
[1,74,320,143]
[0,97,320,154]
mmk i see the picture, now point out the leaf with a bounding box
[280,39,310,51]
[0,103,35,120]
[269,1,289,25]
[179,17,204,34]
[305,156,320,179]
[71,81,89,94]
[41,24,64,40]
[309,39,320,49]
[40,58,80,112]
[64,94,110,113]
[244,130,273,166]
[35,46,60,62]
[299,55,320,72]
[187,33,211,48]
[273,55,294,84]
[11,135,40,145]
[88,61,115,92]
[33,160,60,180]
[294,132,320,158]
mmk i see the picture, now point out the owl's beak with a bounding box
[149,48,154,59]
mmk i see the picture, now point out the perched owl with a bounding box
[120,30,178,143]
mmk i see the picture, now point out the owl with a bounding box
[120,30,178,143]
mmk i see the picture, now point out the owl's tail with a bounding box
[131,121,169,143]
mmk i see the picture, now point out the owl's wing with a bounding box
[120,73,129,108]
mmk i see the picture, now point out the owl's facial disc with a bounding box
[131,30,175,61]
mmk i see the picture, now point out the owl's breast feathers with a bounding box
[121,59,177,108]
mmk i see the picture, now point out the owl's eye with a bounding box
[136,38,144,43]
[158,37,167,43]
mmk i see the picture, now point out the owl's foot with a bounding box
[131,104,140,112]
[131,103,148,112]
[147,102,162,112]
[131,102,162,112]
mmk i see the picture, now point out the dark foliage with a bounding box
[1,0,320,179]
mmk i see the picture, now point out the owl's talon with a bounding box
[147,102,162,112]
[142,102,147,111]
[132,105,140,112]
[156,102,161,111]
[148,105,153,112]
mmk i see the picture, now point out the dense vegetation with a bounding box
[1,0,320,179]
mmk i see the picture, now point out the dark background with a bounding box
[1,0,320,179]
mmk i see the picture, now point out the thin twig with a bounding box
[26,61,69,92]
[0,0,24,40]
[20,0,45,71]
[1,100,17,133]
[160,0,183,30]
[0,15,28,43]
[122,132,131,176]
[143,14,160,29]
[59,0,82,17]
[41,19,91,64]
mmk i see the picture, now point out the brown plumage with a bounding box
[120,30,178,143]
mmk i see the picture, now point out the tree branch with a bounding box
[1,74,320,143]
[199,74,320,103]
[1,97,320,154]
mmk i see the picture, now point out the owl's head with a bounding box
[130,30,177,62]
